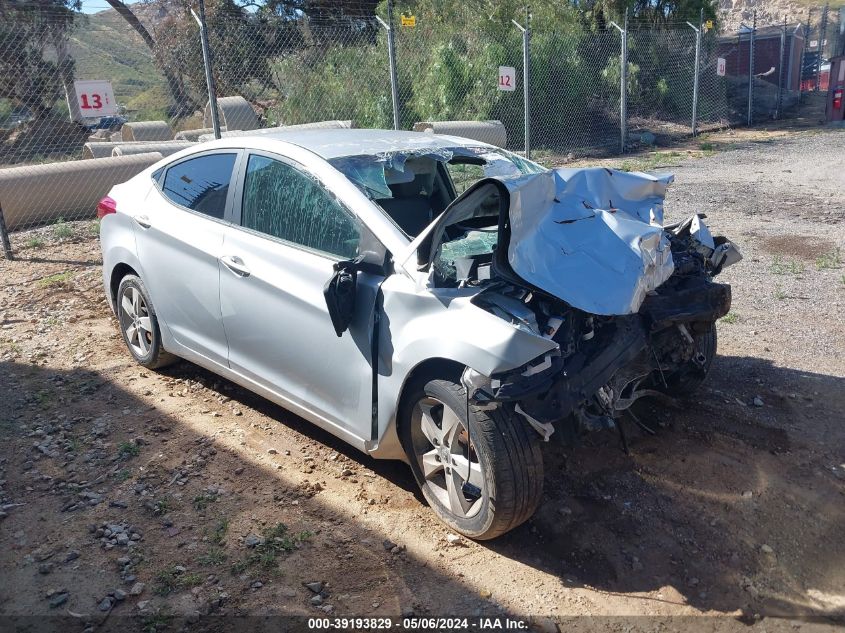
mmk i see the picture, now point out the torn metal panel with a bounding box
[505,168,676,316]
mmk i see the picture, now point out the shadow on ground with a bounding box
[1,352,843,631]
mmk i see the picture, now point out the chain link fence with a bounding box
[0,1,839,255]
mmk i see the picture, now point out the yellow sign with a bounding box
[400,13,416,27]
[704,19,714,31]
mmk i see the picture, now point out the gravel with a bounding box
[659,129,845,382]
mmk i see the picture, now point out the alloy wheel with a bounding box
[411,396,485,519]
[119,286,153,357]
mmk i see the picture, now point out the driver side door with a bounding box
[219,151,386,446]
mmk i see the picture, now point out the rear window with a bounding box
[161,153,237,219]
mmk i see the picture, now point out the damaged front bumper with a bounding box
[462,212,737,443]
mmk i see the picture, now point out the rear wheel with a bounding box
[400,375,543,540]
[116,274,178,370]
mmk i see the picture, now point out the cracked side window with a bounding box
[241,154,361,259]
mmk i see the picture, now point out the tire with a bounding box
[399,374,544,540]
[116,274,178,370]
[661,322,717,397]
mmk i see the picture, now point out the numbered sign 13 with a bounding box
[74,80,118,116]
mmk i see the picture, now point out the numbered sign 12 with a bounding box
[498,66,516,92]
[74,80,118,116]
[716,58,726,77]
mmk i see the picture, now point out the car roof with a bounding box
[240,128,493,160]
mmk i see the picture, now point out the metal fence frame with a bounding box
[0,2,837,255]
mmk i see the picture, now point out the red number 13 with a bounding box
[80,93,103,109]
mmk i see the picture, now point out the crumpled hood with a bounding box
[502,167,675,315]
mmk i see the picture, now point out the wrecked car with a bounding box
[99,129,740,539]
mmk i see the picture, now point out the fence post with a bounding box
[511,11,532,159]
[777,18,786,119]
[609,14,628,153]
[191,0,221,140]
[0,203,13,261]
[377,1,401,131]
[801,10,813,95]
[747,10,756,126]
[816,3,829,91]
[687,15,702,135]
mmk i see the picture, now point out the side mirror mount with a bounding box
[323,256,363,337]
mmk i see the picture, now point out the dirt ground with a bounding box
[0,127,843,633]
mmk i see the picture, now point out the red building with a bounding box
[717,24,806,91]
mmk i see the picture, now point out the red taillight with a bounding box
[96,196,117,219]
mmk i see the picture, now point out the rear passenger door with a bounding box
[219,151,385,444]
[135,150,241,366]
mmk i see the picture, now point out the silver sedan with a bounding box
[99,129,739,539]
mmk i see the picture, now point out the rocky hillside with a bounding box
[719,0,842,35]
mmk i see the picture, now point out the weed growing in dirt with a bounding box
[142,610,173,633]
[152,568,179,596]
[52,218,73,239]
[38,271,72,287]
[153,499,173,516]
[773,284,786,300]
[2,340,22,356]
[34,390,52,408]
[209,518,228,546]
[816,248,842,270]
[699,142,714,151]
[721,311,739,324]
[770,256,804,275]
[193,492,218,511]
[117,441,140,459]
[116,468,131,482]
[230,523,311,574]
[198,547,227,566]
[26,236,44,249]
[87,220,100,237]
[153,567,203,596]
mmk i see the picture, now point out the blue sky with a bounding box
[79,0,138,15]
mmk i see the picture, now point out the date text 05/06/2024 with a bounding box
[307,617,530,630]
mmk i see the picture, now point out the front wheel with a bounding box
[400,375,544,540]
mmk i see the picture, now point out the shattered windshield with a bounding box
[329,147,545,238]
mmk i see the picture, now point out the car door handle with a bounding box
[133,214,151,229]
[220,255,251,277]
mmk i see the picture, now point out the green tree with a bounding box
[0,0,79,119]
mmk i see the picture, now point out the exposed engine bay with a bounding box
[417,167,742,444]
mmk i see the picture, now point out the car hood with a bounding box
[416,167,676,316]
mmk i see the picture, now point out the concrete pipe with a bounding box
[120,120,173,142]
[83,142,120,159]
[112,141,195,157]
[110,131,123,142]
[413,120,507,148]
[274,120,354,131]
[205,96,260,131]
[175,127,225,142]
[197,120,354,143]
[0,153,163,230]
